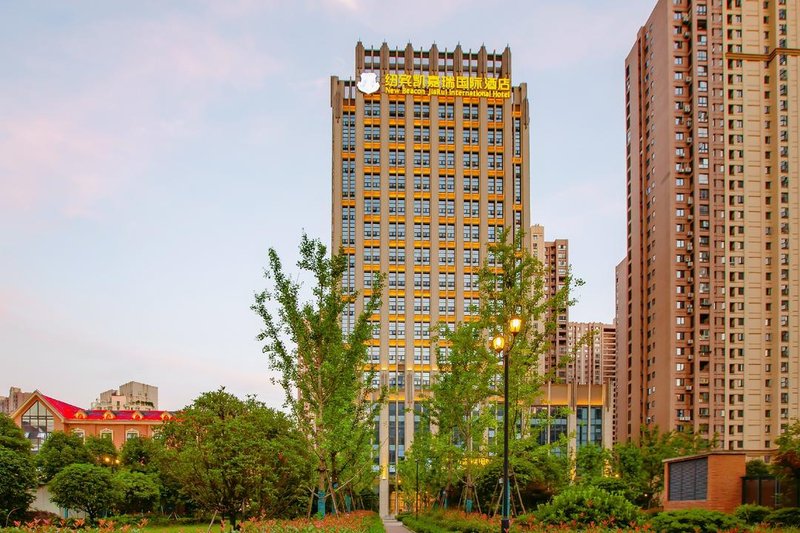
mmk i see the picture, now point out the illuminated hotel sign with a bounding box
[382,73,511,98]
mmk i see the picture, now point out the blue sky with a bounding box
[0,0,656,410]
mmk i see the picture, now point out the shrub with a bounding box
[766,506,800,527]
[400,510,496,533]
[734,503,771,524]
[533,485,642,527]
[648,509,743,533]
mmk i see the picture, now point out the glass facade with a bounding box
[21,401,54,451]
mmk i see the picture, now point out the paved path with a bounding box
[382,516,414,532]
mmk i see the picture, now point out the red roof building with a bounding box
[10,390,174,451]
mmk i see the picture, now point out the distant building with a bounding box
[92,381,158,411]
[530,224,570,379]
[568,322,617,443]
[0,387,32,415]
[11,390,173,451]
[568,322,616,386]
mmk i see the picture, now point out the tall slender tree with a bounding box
[410,228,582,511]
[253,234,384,515]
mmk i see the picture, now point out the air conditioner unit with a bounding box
[686,385,693,391]
[687,261,693,267]
[688,339,694,344]
[687,136,694,143]
[685,104,692,112]
[686,76,693,83]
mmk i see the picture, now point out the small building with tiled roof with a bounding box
[10,390,175,451]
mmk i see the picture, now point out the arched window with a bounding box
[72,429,85,442]
[21,401,54,451]
[100,429,113,440]
[125,430,139,441]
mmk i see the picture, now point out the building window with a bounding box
[126,430,140,441]
[21,401,54,452]
[72,429,86,443]
[100,429,114,440]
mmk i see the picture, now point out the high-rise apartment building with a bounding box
[619,0,800,453]
[0,387,32,415]
[568,322,617,386]
[92,381,158,411]
[530,225,570,379]
[331,42,530,515]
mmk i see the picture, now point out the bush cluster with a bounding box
[399,510,496,533]
[764,506,800,527]
[531,485,642,528]
[648,509,743,533]
[734,503,771,525]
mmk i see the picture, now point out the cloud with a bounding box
[0,12,282,220]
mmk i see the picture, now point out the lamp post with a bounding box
[415,457,420,518]
[492,316,522,533]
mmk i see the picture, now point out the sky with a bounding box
[0,0,656,411]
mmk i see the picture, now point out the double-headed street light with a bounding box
[492,315,522,533]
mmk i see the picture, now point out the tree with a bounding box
[0,448,37,524]
[36,431,93,482]
[159,389,313,528]
[774,420,800,481]
[409,228,581,512]
[0,414,31,454]
[610,425,713,507]
[49,463,116,523]
[85,436,117,467]
[421,320,497,511]
[575,444,610,482]
[253,234,384,515]
[114,471,160,514]
[120,436,161,474]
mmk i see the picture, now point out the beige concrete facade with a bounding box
[92,381,158,410]
[331,42,530,516]
[568,322,616,386]
[620,0,800,451]
[0,386,32,415]
[530,224,570,379]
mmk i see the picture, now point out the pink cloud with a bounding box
[0,12,282,220]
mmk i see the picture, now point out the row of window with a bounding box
[363,101,505,121]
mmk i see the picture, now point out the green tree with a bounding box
[49,463,116,523]
[610,425,712,507]
[253,234,384,515]
[114,471,160,514]
[159,389,313,528]
[120,436,161,473]
[36,431,93,482]
[85,436,117,467]
[774,420,800,481]
[0,414,31,454]
[575,443,610,482]
[408,228,581,511]
[0,447,37,524]
[420,320,497,511]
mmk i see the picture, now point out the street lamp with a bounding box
[415,457,420,518]
[492,315,522,533]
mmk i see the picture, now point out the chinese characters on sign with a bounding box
[382,73,511,98]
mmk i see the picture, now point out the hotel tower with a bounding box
[619,0,800,454]
[331,42,530,515]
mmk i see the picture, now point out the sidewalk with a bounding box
[382,516,413,533]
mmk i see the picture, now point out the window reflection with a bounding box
[21,401,54,451]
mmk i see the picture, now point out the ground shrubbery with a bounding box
[648,509,743,533]
[399,510,496,533]
[765,506,800,527]
[530,485,642,528]
[735,503,771,525]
